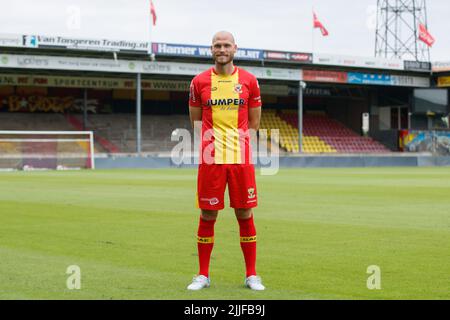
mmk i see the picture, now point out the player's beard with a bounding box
[214,54,234,66]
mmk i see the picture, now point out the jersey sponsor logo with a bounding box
[206,98,245,107]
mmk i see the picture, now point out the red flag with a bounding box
[418,23,435,47]
[313,12,329,36]
[150,0,157,26]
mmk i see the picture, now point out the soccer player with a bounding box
[187,31,265,291]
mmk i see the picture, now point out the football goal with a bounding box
[0,131,95,170]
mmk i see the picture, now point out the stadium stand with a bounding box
[69,114,192,153]
[261,109,391,153]
[0,113,107,153]
[1,110,390,154]
[0,112,193,154]
[65,115,119,153]
[0,113,74,131]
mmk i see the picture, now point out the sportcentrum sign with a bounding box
[0,74,189,91]
[0,74,290,95]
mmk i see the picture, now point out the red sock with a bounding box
[238,215,257,277]
[197,216,216,277]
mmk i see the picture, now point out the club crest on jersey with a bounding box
[234,83,243,94]
[248,187,256,199]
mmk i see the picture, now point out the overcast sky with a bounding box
[0,0,449,61]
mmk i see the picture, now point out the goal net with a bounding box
[0,131,95,170]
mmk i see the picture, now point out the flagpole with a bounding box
[149,0,153,56]
[311,7,315,54]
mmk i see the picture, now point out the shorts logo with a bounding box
[234,83,243,94]
[248,188,256,199]
[200,197,219,206]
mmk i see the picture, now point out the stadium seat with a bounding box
[260,110,390,154]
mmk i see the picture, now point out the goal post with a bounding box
[0,131,95,171]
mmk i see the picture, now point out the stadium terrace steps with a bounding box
[0,112,390,155]
[260,110,336,153]
[65,115,118,153]
[261,110,391,154]
[0,113,75,131]
[69,114,192,153]
[0,113,109,154]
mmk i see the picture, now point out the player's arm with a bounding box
[189,78,202,129]
[189,106,202,129]
[248,76,262,131]
[249,107,261,131]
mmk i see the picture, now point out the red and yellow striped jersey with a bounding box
[189,66,262,164]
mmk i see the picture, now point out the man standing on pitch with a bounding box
[187,31,265,291]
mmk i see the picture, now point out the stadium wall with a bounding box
[94,154,450,169]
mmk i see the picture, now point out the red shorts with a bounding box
[197,164,257,210]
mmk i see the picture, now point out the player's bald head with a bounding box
[212,31,235,44]
[211,31,237,66]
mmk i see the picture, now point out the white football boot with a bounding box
[245,275,265,291]
[187,275,210,290]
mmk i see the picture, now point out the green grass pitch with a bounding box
[0,167,449,299]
